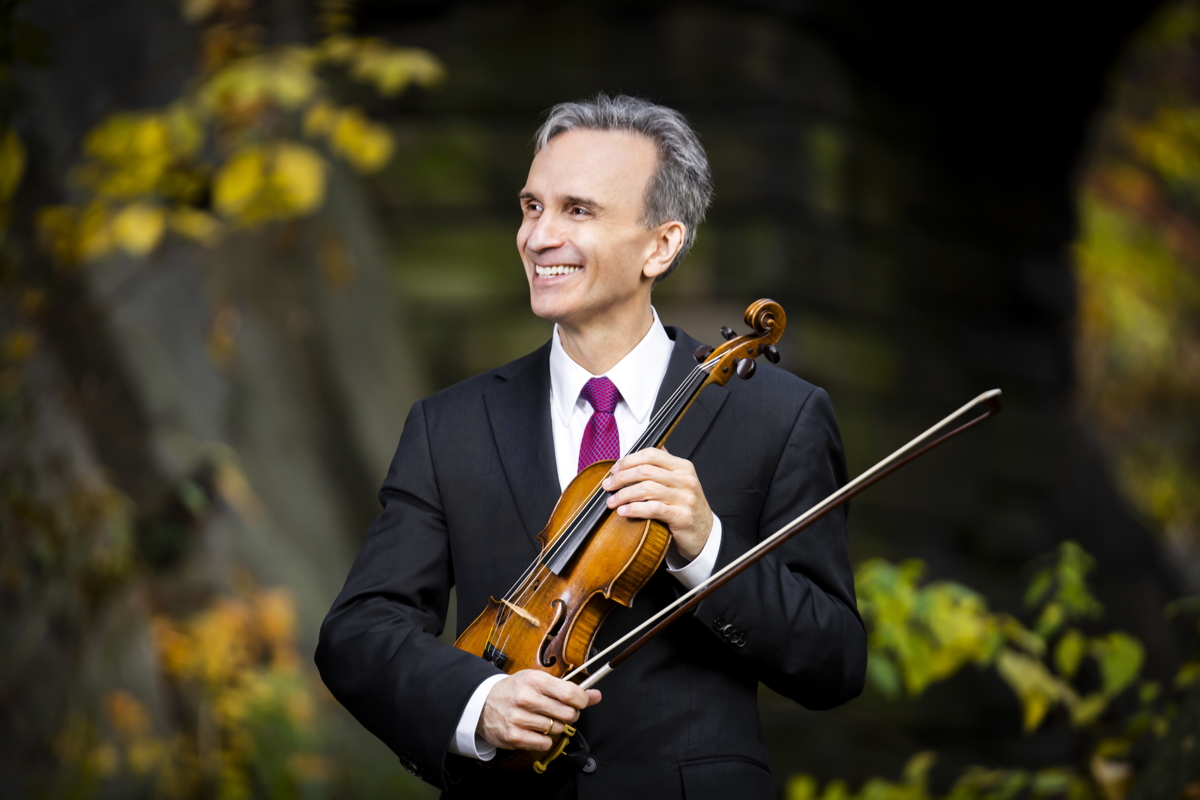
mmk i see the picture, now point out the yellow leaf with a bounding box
[0,127,26,202]
[169,208,223,245]
[996,648,1071,731]
[163,104,205,157]
[78,203,114,262]
[272,142,326,213]
[1055,628,1087,679]
[302,101,337,138]
[330,109,393,173]
[785,774,819,800]
[111,203,166,256]
[1071,693,1109,726]
[1175,659,1200,689]
[3,331,37,362]
[180,0,220,22]
[213,146,266,218]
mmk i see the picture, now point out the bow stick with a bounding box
[564,388,1004,690]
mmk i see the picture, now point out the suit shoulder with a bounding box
[730,361,827,415]
[419,343,549,411]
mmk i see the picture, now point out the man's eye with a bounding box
[524,202,542,214]
[569,206,588,216]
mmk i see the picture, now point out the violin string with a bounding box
[493,363,712,662]
[484,361,710,656]
[494,360,717,633]
[494,359,714,610]
[509,361,711,590]
[499,365,710,632]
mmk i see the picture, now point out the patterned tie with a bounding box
[578,377,621,472]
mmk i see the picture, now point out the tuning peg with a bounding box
[720,326,737,341]
[762,344,780,364]
[693,343,715,362]
[735,358,756,379]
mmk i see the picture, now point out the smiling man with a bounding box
[316,95,866,799]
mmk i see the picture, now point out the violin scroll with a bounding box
[700,299,787,387]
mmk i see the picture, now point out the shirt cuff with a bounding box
[447,673,507,761]
[665,514,722,590]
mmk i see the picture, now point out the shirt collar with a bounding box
[549,307,674,426]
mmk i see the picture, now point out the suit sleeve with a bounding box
[693,386,867,709]
[314,399,503,788]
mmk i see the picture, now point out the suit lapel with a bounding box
[484,345,561,545]
[654,327,729,461]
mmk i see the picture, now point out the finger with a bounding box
[506,729,554,753]
[516,710,562,736]
[605,463,678,492]
[525,673,592,710]
[614,447,681,471]
[616,499,677,524]
[607,480,670,508]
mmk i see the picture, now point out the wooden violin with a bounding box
[453,298,788,771]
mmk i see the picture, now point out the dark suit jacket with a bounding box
[315,327,867,799]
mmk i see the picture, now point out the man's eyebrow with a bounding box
[564,195,603,210]
[518,191,537,202]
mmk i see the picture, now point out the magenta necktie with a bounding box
[578,377,621,472]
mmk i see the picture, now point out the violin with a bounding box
[454,297,1003,774]
[453,298,788,771]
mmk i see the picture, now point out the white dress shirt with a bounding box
[448,309,723,760]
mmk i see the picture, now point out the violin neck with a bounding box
[628,365,711,455]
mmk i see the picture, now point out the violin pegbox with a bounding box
[696,299,787,387]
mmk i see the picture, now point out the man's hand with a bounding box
[478,670,601,752]
[603,447,713,562]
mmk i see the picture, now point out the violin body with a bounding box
[454,460,672,769]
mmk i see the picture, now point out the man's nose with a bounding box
[524,211,567,254]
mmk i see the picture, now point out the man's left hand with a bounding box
[603,447,713,562]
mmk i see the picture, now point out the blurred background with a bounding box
[3,0,1200,797]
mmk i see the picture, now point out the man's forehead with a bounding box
[522,128,657,203]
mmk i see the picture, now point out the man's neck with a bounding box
[555,303,656,375]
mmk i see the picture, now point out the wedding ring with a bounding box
[543,719,554,735]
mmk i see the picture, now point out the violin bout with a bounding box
[454,460,672,770]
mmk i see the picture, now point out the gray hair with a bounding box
[534,94,713,284]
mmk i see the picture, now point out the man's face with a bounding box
[517,128,664,331]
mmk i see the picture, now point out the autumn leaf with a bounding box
[0,127,26,202]
[111,203,166,256]
[273,142,326,213]
[1054,628,1087,679]
[213,145,266,218]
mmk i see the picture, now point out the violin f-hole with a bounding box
[538,599,567,668]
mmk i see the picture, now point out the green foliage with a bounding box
[856,542,1143,733]
[802,540,1196,800]
[55,582,333,799]
[786,753,1093,800]
[1075,0,1200,556]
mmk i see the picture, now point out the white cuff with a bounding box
[447,674,507,761]
[665,514,722,590]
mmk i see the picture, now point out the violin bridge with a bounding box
[501,599,542,627]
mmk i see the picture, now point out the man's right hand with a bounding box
[477,670,601,752]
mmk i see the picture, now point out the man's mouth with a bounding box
[534,265,583,278]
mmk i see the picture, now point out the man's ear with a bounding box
[643,221,686,280]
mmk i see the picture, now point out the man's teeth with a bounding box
[535,265,583,277]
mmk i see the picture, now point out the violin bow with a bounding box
[564,388,1003,689]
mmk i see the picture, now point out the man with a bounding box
[316,95,866,799]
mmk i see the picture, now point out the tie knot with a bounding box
[580,377,620,414]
